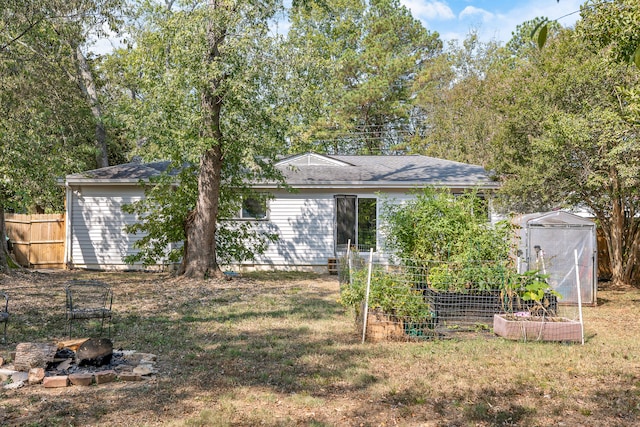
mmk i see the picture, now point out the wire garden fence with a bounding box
[339,248,585,344]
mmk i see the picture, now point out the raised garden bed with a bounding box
[359,308,405,343]
[358,308,436,342]
[493,313,583,342]
[424,289,558,327]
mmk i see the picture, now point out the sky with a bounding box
[400,0,587,45]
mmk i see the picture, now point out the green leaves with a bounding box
[531,19,549,50]
[339,265,432,322]
[577,0,640,67]
[0,1,109,213]
[515,271,554,302]
[381,187,513,266]
[286,0,441,154]
[632,44,640,68]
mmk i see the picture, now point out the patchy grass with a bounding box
[0,270,639,426]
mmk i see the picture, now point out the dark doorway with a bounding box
[335,196,356,253]
[335,195,377,253]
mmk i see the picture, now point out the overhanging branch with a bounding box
[0,17,45,52]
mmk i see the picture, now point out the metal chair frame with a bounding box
[0,292,8,343]
[65,280,113,338]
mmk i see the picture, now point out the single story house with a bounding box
[63,153,499,271]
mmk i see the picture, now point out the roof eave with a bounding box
[66,178,500,190]
[65,178,147,186]
[252,181,500,190]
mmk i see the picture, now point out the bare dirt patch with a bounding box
[1,270,639,426]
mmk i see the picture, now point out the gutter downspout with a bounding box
[64,184,73,269]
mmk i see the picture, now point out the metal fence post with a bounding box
[361,248,374,344]
[574,249,585,345]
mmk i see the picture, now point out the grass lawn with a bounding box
[1,269,639,426]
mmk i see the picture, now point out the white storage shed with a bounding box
[516,211,598,305]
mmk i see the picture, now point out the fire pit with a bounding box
[1,338,157,389]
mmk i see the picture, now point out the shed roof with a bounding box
[517,211,595,227]
[65,153,498,190]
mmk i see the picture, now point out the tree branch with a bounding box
[0,17,45,52]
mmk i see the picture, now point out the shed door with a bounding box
[335,196,356,253]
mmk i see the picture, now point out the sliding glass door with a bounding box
[335,195,376,253]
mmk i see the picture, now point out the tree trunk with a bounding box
[609,195,626,286]
[74,46,109,168]
[621,215,640,286]
[603,168,639,287]
[76,338,113,367]
[183,147,224,278]
[181,0,227,279]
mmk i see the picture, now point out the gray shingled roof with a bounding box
[65,161,174,183]
[65,154,498,189]
[275,154,497,188]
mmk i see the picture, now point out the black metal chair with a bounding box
[0,292,8,343]
[65,280,113,338]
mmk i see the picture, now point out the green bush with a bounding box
[427,264,463,291]
[381,187,516,292]
[426,261,512,292]
[339,266,431,323]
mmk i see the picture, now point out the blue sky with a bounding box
[400,0,587,44]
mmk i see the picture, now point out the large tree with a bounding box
[109,0,288,278]
[490,25,640,287]
[0,1,113,272]
[408,19,567,167]
[287,0,441,154]
[1,1,125,169]
[409,32,501,166]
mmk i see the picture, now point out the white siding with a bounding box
[252,192,335,267]
[245,189,416,269]
[68,185,147,269]
[66,184,453,271]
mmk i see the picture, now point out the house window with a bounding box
[240,197,268,220]
[335,196,377,252]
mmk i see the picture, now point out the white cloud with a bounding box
[401,0,455,21]
[401,0,586,45]
[459,6,494,23]
[478,0,584,43]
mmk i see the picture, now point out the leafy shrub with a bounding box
[339,266,431,323]
[426,264,461,291]
[427,261,512,292]
[381,187,516,292]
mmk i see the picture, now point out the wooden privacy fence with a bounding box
[5,213,65,269]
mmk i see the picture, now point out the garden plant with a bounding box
[340,187,566,339]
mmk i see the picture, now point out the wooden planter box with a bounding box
[360,308,405,343]
[493,314,583,342]
[357,307,435,342]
